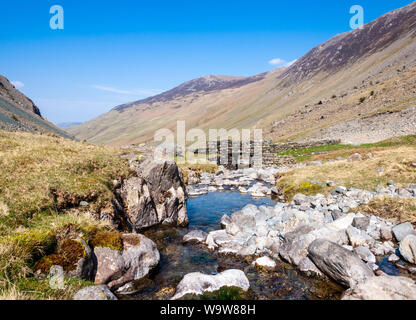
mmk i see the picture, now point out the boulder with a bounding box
[183,230,208,243]
[93,247,124,285]
[73,285,118,300]
[399,234,416,264]
[392,222,416,242]
[171,269,250,300]
[119,159,188,231]
[342,276,416,300]
[107,234,160,289]
[308,239,375,287]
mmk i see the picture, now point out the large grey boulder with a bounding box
[171,269,250,300]
[93,247,124,285]
[392,222,416,242]
[107,234,160,289]
[399,234,416,264]
[308,239,375,287]
[73,285,118,300]
[119,159,188,231]
[342,276,416,300]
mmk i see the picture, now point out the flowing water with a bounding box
[124,191,345,300]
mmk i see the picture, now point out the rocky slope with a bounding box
[68,2,416,146]
[0,75,73,139]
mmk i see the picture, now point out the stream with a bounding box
[122,190,345,300]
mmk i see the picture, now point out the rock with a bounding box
[254,256,276,269]
[107,234,160,289]
[335,186,347,195]
[279,225,319,266]
[119,159,188,231]
[327,213,355,231]
[387,180,395,187]
[346,226,374,247]
[364,153,373,160]
[388,253,400,263]
[380,225,393,241]
[93,247,124,285]
[409,267,416,274]
[342,276,416,300]
[392,222,416,242]
[293,193,308,205]
[331,210,344,221]
[348,153,362,162]
[66,239,94,280]
[73,285,118,300]
[183,230,208,243]
[271,187,279,195]
[399,234,416,264]
[308,239,375,287]
[352,217,370,231]
[298,257,323,277]
[354,246,376,263]
[412,163,416,168]
[226,223,241,236]
[220,214,231,229]
[171,269,250,300]
[79,201,89,207]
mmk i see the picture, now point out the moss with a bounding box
[33,239,85,274]
[279,180,323,201]
[89,231,123,250]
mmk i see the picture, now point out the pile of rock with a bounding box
[184,184,416,299]
[186,167,287,198]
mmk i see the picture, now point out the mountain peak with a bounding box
[114,72,267,112]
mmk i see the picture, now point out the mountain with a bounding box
[57,122,83,129]
[0,75,74,139]
[68,1,416,146]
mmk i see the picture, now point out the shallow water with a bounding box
[124,191,344,300]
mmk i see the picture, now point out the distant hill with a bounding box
[68,2,416,146]
[57,122,83,129]
[0,75,74,139]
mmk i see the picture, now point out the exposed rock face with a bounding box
[342,276,416,300]
[171,269,250,300]
[73,285,118,300]
[308,239,375,287]
[399,234,416,264]
[118,159,188,231]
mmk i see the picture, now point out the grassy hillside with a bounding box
[0,131,132,299]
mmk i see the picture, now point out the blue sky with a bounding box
[0,0,413,123]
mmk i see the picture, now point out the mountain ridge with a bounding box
[68,1,416,146]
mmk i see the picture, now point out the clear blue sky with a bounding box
[0,0,413,123]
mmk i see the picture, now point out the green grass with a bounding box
[0,130,132,299]
[276,135,416,163]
